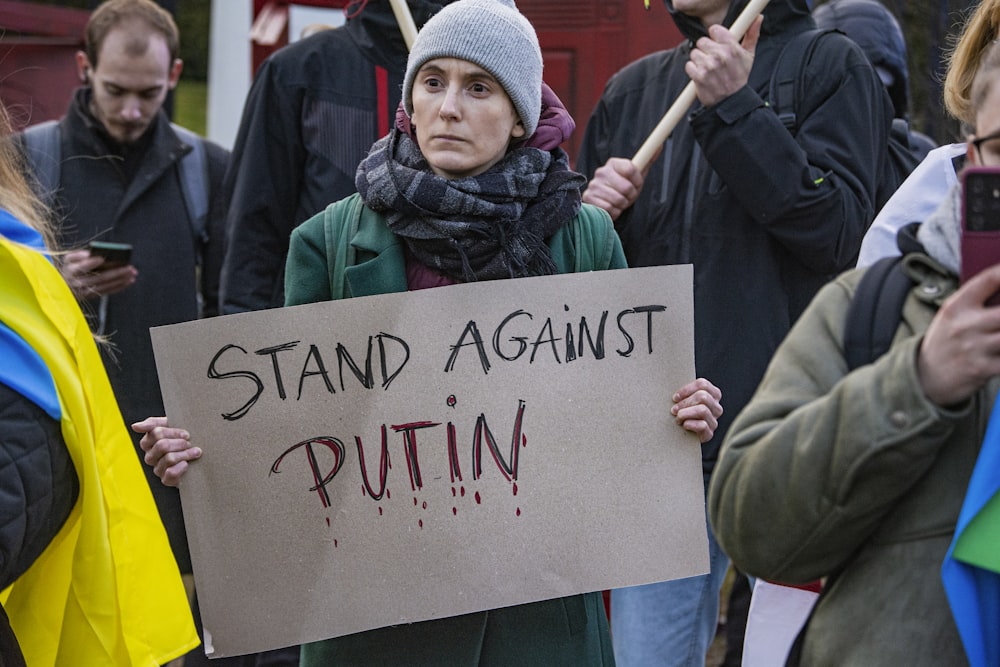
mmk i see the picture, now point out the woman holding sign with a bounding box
[137,0,723,663]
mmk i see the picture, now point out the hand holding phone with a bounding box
[87,240,133,271]
[960,166,1000,306]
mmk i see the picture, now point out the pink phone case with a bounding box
[961,166,1000,305]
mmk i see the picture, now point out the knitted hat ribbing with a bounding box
[402,0,542,137]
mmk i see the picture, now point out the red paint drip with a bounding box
[452,507,457,515]
[512,482,518,496]
[452,487,457,497]
[418,519,424,529]
[516,508,521,517]
[378,507,383,516]
[460,486,466,497]
[475,491,482,504]
[326,517,330,527]
[422,501,428,510]
[334,539,338,547]
[387,489,391,499]
[413,497,418,506]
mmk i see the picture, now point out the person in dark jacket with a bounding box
[575,0,894,664]
[15,0,231,664]
[219,0,455,314]
[813,0,936,161]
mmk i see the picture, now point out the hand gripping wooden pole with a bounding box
[389,0,419,51]
[631,0,772,170]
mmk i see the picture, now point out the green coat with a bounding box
[285,194,624,666]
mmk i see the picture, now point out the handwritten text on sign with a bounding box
[150,265,707,657]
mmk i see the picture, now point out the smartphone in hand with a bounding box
[961,166,1000,306]
[87,240,133,270]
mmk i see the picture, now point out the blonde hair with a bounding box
[944,0,1000,125]
[0,104,56,250]
[970,40,1000,127]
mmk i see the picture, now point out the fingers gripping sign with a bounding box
[671,377,724,444]
[133,416,202,487]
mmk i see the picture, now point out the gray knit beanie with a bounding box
[402,0,542,137]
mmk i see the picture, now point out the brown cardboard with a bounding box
[150,264,707,657]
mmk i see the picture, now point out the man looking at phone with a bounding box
[16,2,228,660]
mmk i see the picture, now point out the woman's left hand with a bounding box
[671,378,723,443]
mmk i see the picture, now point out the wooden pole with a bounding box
[389,0,419,51]
[632,0,772,170]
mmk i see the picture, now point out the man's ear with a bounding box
[168,58,183,90]
[75,51,91,84]
[511,119,526,139]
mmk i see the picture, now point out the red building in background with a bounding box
[0,0,682,163]
[0,0,89,130]
[249,0,683,162]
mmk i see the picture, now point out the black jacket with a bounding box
[577,0,892,477]
[0,383,77,666]
[30,89,229,572]
[0,383,77,591]
[219,0,451,313]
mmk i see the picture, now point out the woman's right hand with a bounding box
[918,263,1000,406]
[61,249,137,298]
[132,416,202,487]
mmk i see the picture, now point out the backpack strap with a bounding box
[171,123,211,251]
[21,120,61,207]
[569,204,616,273]
[768,29,836,134]
[322,194,364,300]
[843,254,913,371]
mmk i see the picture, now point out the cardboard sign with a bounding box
[151,265,708,657]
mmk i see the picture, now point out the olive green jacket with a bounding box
[285,194,623,666]
[709,250,999,666]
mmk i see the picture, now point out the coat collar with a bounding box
[343,206,408,297]
[65,88,192,218]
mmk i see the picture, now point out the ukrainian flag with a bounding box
[0,211,198,665]
[943,392,1000,667]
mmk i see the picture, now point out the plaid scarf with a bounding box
[355,129,585,282]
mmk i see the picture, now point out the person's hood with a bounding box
[663,0,813,44]
[344,0,455,68]
[916,182,962,276]
[812,0,908,117]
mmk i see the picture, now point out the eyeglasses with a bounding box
[971,127,1000,163]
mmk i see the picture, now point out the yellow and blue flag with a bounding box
[0,210,199,666]
[943,392,1000,667]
